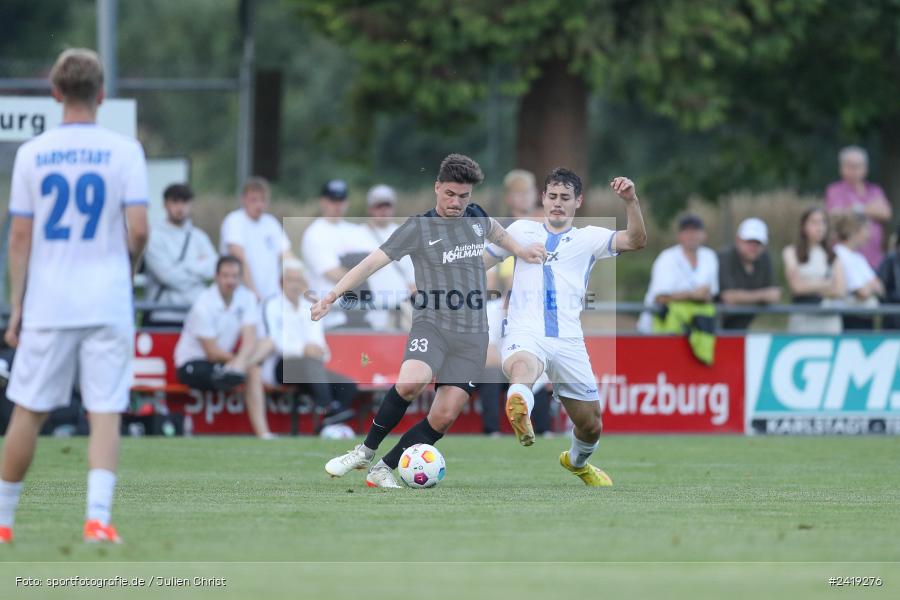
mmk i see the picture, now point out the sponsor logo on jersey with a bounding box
[442,243,484,264]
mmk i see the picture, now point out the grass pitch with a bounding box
[1,435,898,599]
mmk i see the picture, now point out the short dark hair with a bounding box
[437,154,484,185]
[543,168,582,197]
[678,214,705,231]
[216,255,243,274]
[163,183,193,202]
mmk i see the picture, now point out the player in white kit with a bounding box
[0,49,149,543]
[484,168,646,486]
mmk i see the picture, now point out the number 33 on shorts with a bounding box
[408,337,429,352]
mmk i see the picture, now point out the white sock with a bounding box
[569,435,599,468]
[86,469,117,526]
[507,384,535,416]
[0,480,24,528]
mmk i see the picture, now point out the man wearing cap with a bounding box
[144,183,218,326]
[300,179,374,329]
[637,214,719,332]
[356,185,416,330]
[219,176,294,301]
[717,218,780,330]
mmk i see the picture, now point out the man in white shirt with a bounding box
[484,168,647,486]
[637,214,719,333]
[300,179,373,329]
[0,49,149,544]
[262,260,357,427]
[144,184,217,326]
[355,184,416,330]
[174,256,275,438]
[219,176,293,301]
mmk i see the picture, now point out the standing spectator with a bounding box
[261,260,356,427]
[219,177,293,301]
[144,184,217,326]
[500,169,541,226]
[355,185,416,331]
[300,179,373,330]
[782,207,845,334]
[834,212,884,330]
[638,215,718,332]
[878,225,900,329]
[717,218,780,330]
[826,146,893,269]
[174,256,275,439]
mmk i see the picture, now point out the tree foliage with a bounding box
[291,0,616,140]
[293,0,844,212]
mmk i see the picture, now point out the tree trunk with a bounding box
[880,114,900,240]
[515,59,589,191]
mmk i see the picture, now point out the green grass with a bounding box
[1,435,899,599]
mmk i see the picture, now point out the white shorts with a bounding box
[7,324,134,413]
[500,332,599,402]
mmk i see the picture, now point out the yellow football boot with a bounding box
[559,451,613,487]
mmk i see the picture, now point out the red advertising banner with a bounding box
[592,336,744,433]
[132,331,744,435]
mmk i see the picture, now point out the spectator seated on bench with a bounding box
[173,256,275,439]
[262,259,357,430]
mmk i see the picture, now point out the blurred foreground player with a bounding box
[314,154,546,487]
[484,169,646,486]
[0,49,149,543]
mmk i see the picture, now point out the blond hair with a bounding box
[241,176,271,198]
[503,169,536,193]
[50,48,104,105]
[833,211,867,242]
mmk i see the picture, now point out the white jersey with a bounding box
[173,284,259,367]
[219,209,291,301]
[8,123,148,329]
[486,220,618,339]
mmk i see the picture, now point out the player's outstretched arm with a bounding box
[310,248,393,321]
[487,219,546,264]
[3,216,33,348]
[610,177,647,253]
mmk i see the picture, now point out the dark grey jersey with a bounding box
[380,203,494,333]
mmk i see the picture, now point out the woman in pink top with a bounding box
[826,146,893,268]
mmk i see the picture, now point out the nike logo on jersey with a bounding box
[429,239,443,245]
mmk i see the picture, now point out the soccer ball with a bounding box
[398,444,446,488]
[319,423,355,440]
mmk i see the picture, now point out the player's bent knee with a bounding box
[427,409,456,434]
[395,380,426,400]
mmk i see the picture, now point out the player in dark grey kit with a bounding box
[314,154,546,487]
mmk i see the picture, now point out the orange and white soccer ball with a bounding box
[398,444,446,488]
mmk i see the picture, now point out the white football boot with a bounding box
[325,444,373,477]
[365,463,402,488]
